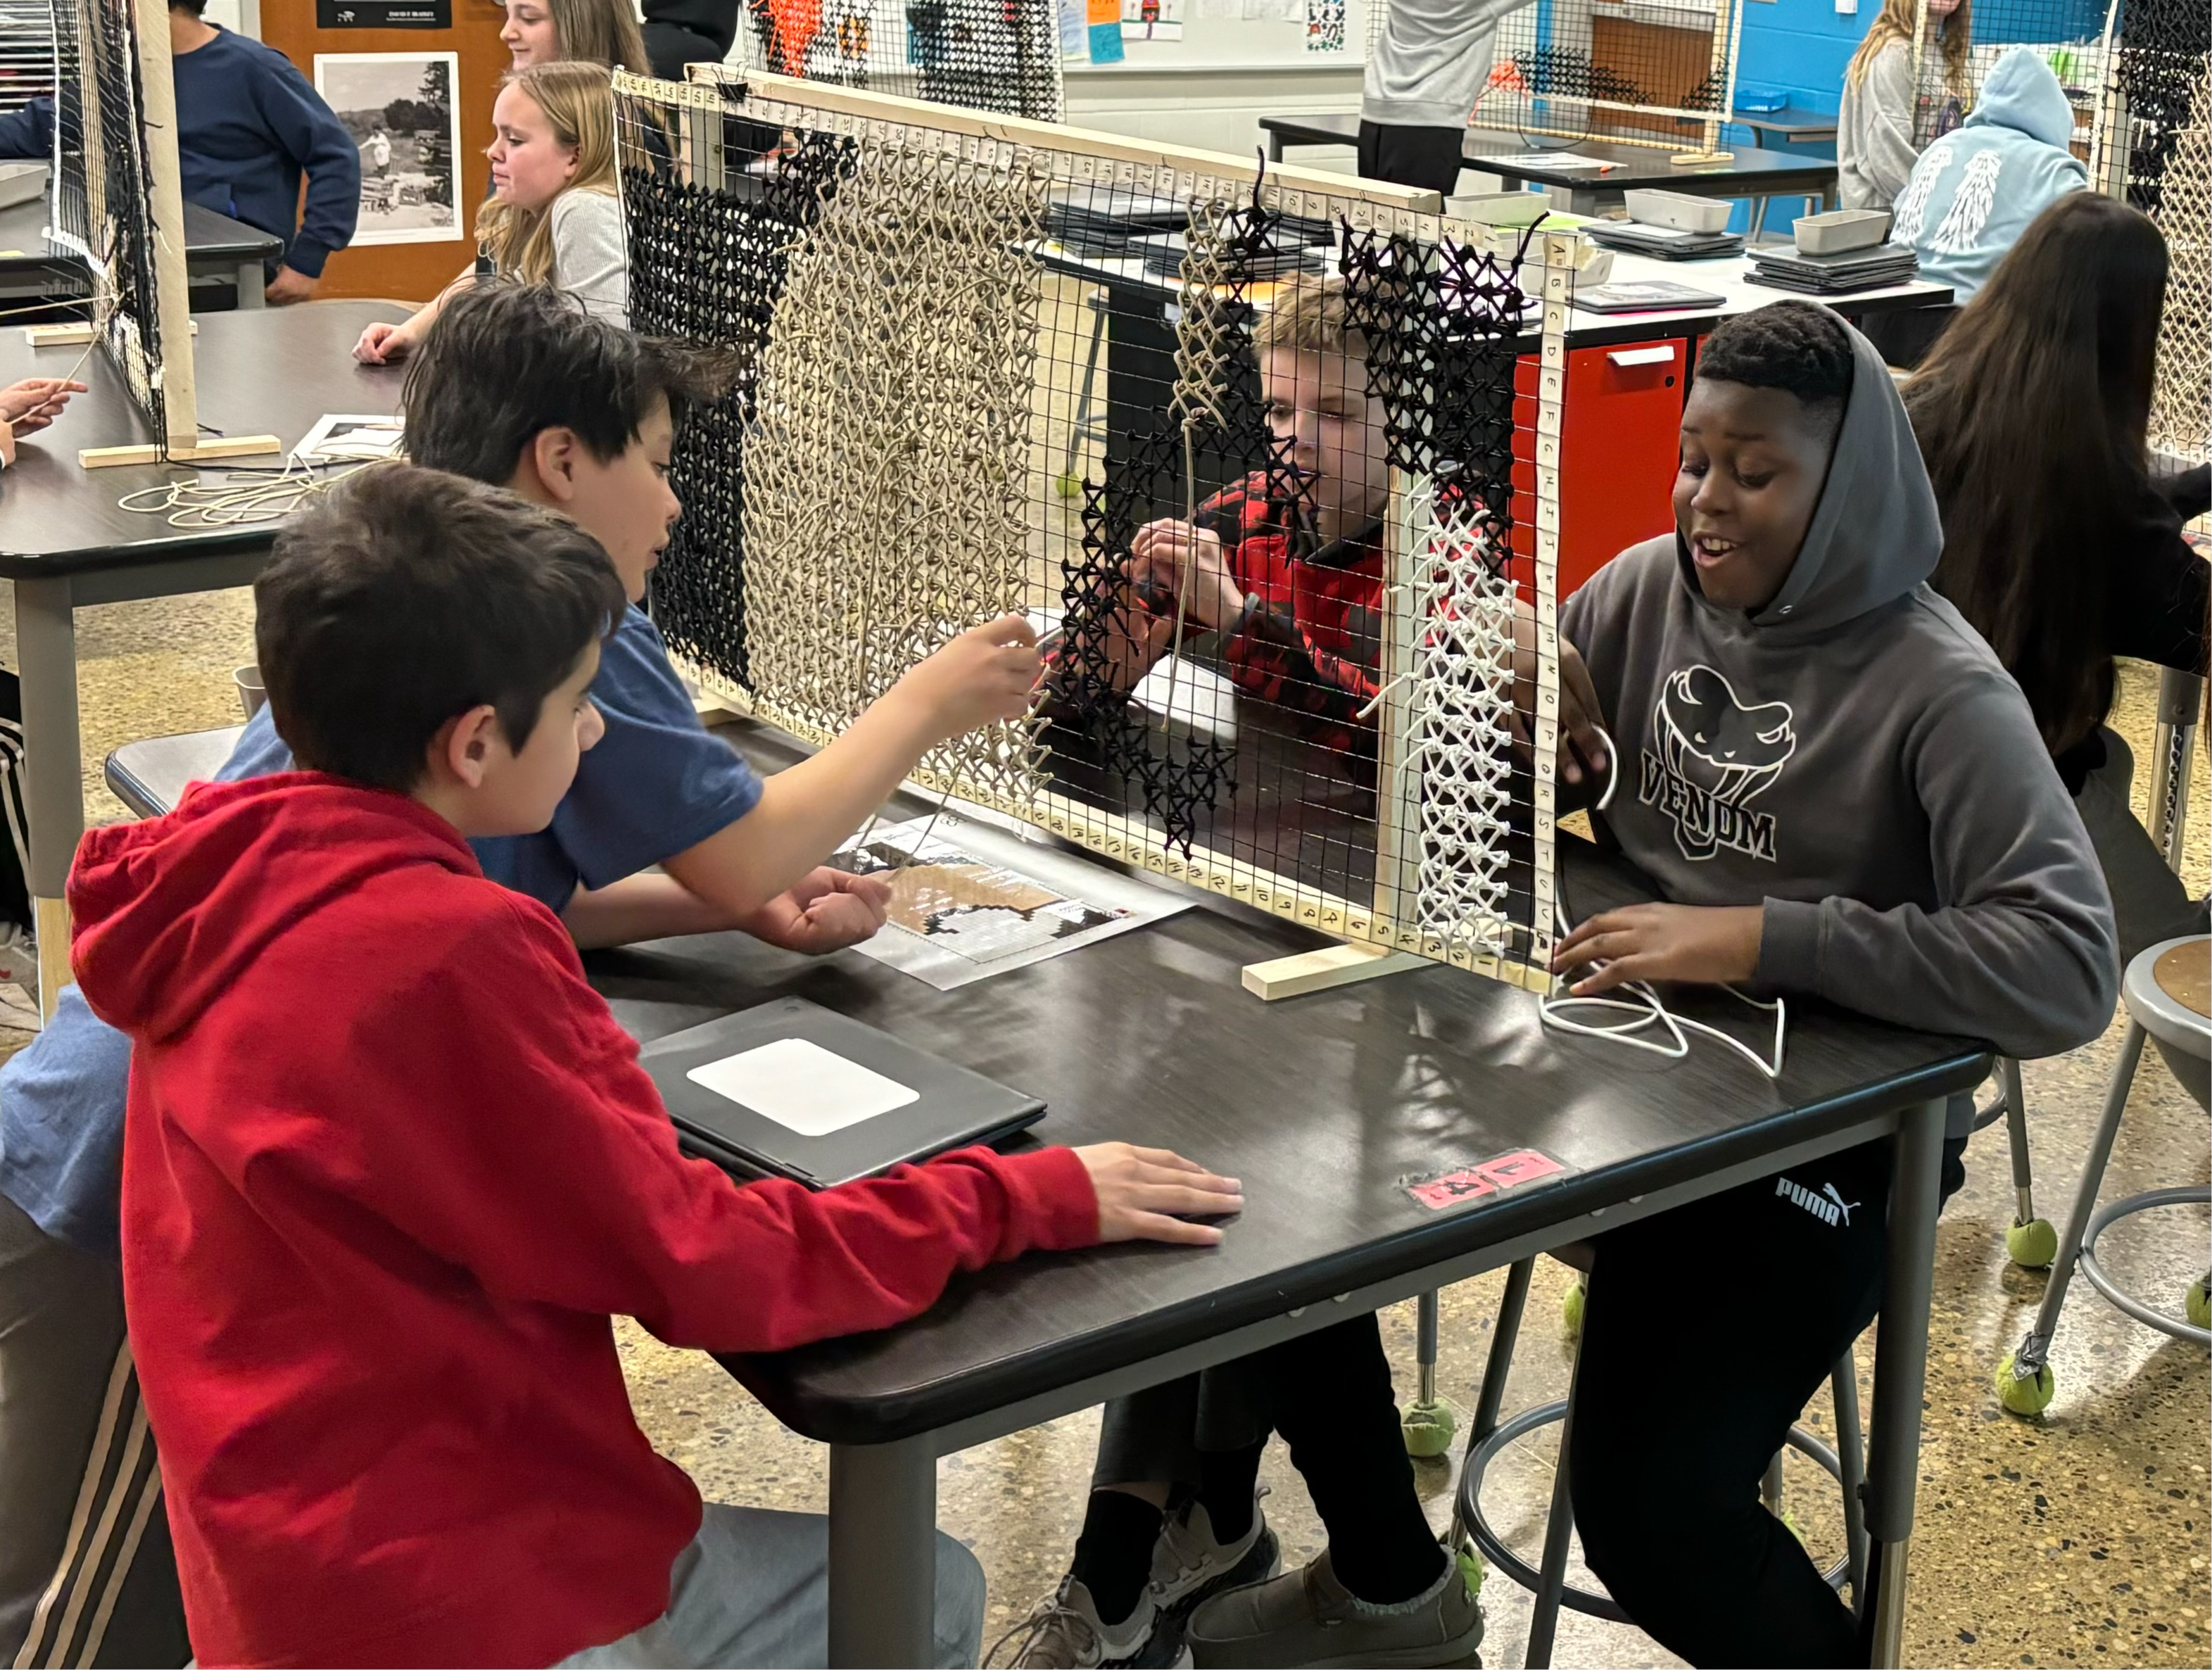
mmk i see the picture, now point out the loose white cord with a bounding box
[1541,723,1787,1080]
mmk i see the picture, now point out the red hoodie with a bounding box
[69,774,1099,1669]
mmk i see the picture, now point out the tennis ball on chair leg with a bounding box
[1402,1398,1457,1457]
[2187,1277,2209,1331]
[1995,1352,2054,1417]
[2006,1217,2059,1270]
[1561,1279,1586,1340]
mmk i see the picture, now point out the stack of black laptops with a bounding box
[1044,187,1191,258]
[1129,228,1332,281]
[1584,221,1745,262]
[1748,242,1920,295]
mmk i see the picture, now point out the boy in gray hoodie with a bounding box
[1166,300,2117,1670]
[1543,298,2116,1664]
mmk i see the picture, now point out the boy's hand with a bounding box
[0,377,87,436]
[740,868,892,954]
[1128,520,1244,632]
[1075,1144,1243,1246]
[265,265,320,305]
[353,320,415,364]
[893,615,1042,743]
[1061,586,1175,697]
[1550,904,1764,995]
[1510,614,1611,792]
[1554,643,1611,789]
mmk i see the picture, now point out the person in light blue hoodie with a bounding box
[1871,45,2087,366]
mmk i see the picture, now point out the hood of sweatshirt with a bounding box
[1674,320,1945,640]
[1966,46,2077,147]
[70,774,480,1044]
[1890,46,2087,301]
[1560,305,2117,1083]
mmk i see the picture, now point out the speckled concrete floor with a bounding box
[11,591,2206,1665]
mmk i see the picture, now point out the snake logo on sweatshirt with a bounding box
[1640,665,1797,863]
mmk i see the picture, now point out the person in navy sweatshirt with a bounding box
[0,4,358,303]
[165,0,359,300]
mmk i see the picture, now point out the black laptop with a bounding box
[639,997,1047,1189]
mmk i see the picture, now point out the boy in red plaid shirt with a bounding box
[1082,274,1389,757]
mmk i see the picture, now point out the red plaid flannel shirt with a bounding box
[1170,470,1385,754]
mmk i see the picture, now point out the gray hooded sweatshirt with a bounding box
[1562,322,2118,1127]
[1361,0,1527,129]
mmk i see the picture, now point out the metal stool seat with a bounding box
[1983,667,2204,1277]
[1999,935,2211,1416]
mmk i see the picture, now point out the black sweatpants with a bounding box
[1569,1134,1966,1669]
[1091,1315,1429,1571]
[1356,120,1467,197]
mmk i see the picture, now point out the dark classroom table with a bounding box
[0,298,407,1010]
[585,726,1986,1669]
[103,715,1994,1669]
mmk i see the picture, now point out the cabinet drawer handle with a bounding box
[1607,346,1677,368]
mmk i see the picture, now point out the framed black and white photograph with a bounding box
[312,51,463,246]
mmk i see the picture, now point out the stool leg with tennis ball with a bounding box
[1995,1058,2056,1270]
[1402,1289,1459,1457]
[1995,1024,2142,1418]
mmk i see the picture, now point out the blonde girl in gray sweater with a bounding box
[355,61,626,364]
[1838,0,1975,210]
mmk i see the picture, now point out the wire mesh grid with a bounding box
[2093,0,2209,464]
[46,0,184,450]
[614,69,1573,987]
[1377,0,1748,153]
[1907,0,2113,147]
[726,0,1062,120]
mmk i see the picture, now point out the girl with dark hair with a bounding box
[1908,191,2209,966]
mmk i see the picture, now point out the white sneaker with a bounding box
[1150,1493,1280,1618]
[992,1576,1188,1669]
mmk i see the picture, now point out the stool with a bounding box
[1997,934,2211,1415]
[1054,287,1110,499]
[1987,666,2203,1274]
[1446,1254,1869,1669]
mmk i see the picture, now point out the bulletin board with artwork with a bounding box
[1057,0,1374,69]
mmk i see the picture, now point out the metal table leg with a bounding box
[13,576,81,1020]
[828,1436,938,1669]
[1524,1269,1589,1670]
[236,259,266,309]
[1861,1098,1947,1668]
[1833,1347,1869,1608]
[2145,666,2203,868]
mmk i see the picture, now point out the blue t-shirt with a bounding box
[0,607,760,1255]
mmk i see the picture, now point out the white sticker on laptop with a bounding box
[686,1038,920,1137]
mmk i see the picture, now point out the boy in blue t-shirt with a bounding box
[0,279,1042,1667]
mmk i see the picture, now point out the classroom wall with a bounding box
[1063,63,1365,165]
[1055,0,1892,173]
[1733,0,1865,117]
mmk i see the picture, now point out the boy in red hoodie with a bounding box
[70,467,1241,1670]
